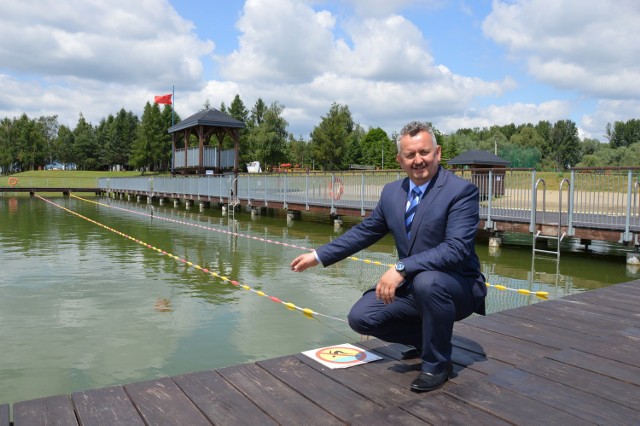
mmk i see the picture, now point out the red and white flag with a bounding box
[154,94,172,105]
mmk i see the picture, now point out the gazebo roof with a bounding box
[168,108,245,133]
[447,150,510,166]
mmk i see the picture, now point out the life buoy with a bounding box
[8,177,18,186]
[329,177,344,200]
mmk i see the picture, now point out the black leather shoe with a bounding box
[400,346,420,359]
[410,363,453,392]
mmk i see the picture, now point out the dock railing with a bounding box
[98,167,640,243]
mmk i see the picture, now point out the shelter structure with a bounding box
[447,150,510,198]
[168,109,245,176]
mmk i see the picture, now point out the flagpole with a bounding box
[170,85,175,175]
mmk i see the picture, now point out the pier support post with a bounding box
[136,195,141,203]
[489,231,503,248]
[174,199,180,208]
[627,252,640,265]
[159,198,165,206]
[286,210,301,224]
[333,216,343,230]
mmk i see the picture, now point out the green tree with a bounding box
[309,103,354,170]
[608,119,640,148]
[38,115,59,167]
[250,98,267,126]
[14,113,47,171]
[73,113,98,170]
[56,125,75,168]
[287,134,309,168]
[549,120,581,170]
[0,117,16,173]
[361,127,393,169]
[247,101,289,169]
[130,102,164,173]
[344,124,366,168]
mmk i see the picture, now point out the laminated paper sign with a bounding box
[302,343,382,369]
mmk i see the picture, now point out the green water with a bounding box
[1,195,637,405]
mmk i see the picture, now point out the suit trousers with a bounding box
[347,270,476,373]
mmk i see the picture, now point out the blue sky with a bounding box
[1,0,639,141]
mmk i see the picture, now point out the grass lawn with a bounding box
[2,171,168,188]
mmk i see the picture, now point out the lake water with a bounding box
[1,195,638,405]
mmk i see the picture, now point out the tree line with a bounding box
[2,94,640,175]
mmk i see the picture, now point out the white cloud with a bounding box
[219,0,512,136]
[483,0,640,98]
[0,1,213,88]
[438,100,571,133]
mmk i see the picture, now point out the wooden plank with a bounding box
[124,377,211,425]
[294,353,415,407]
[487,367,639,424]
[0,404,9,426]
[172,369,277,425]
[549,348,640,386]
[566,327,640,367]
[499,302,623,336]
[257,355,380,422]
[13,394,78,425]
[398,392,512,426]
[453,322,557,366]
[518,357,640,411]
[446,377,594,425]
[464,312,593,350]
[529,299,640,328]
[71,386,144,426]
[217,363,342,425]
[562,291,639,312]
[347,406,427,425]
[356,339,488,385]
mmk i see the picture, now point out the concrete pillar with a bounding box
[159,198,165,206]
[286,210,300,224]
[174,199,180,208]
[136,195,141,203]
[489,231,503,248]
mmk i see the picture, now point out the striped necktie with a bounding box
[405,187,422,238]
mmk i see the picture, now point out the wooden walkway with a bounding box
[2,280,639,425]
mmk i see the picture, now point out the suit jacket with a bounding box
[317,166,486,315]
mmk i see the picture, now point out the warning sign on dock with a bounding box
[302,343,381,369]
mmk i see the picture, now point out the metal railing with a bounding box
[98,167,640,242]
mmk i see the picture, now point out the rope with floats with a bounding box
[72,195,550,300]
[38,195,347,323]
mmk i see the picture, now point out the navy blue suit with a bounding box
[316,166,486,373]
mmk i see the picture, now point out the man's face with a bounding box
[396,130,441,186]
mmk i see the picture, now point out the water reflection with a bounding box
[0,195,637,406]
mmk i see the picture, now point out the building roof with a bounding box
[168,108,245,133]
[447,150,510,166]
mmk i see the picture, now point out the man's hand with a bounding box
[375,267,405,304]
[290,252,319,272]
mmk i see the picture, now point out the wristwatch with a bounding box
[395,261,406,277]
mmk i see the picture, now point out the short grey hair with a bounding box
[396,121,438,152]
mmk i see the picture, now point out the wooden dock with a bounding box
[2,280,639,425]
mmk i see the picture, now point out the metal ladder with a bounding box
[228,177,239,221]
[532,178,570,261]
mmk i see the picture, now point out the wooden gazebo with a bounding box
[168,109,245,175]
